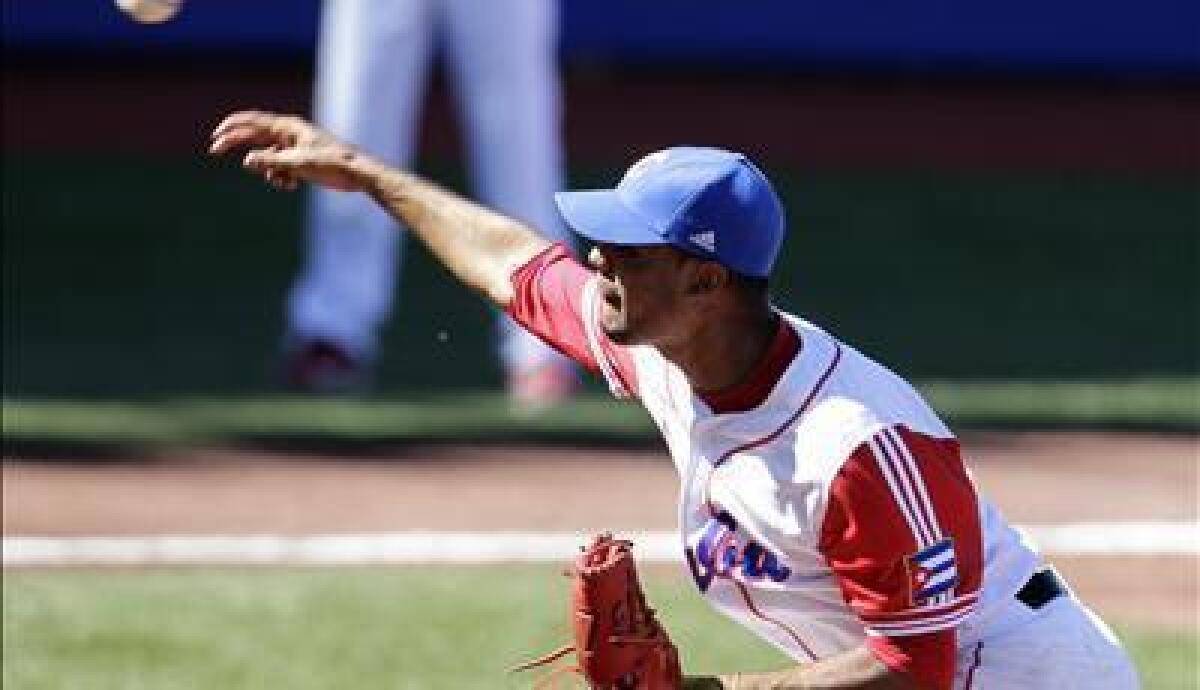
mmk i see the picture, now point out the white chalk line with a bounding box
[4,522,1197,567]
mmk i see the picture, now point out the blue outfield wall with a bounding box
[3,0,1198,76]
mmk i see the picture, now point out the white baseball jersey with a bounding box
[625,311,1038,659]
[507,244,1139,688]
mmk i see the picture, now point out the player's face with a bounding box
[588,243,705,346]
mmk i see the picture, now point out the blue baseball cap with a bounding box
[554,147,786,279]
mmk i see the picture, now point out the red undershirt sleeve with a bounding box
[505,243,638,398]
[818,424,985,690]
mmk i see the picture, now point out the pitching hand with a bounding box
[209,111,365,192]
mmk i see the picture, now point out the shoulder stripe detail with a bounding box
[882,426,944,542]
[581,277,629,398]
[868,434,930,546]
[870,426,945,549]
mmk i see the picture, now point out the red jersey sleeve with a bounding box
[505,243,638,398]
[819,424,984,689]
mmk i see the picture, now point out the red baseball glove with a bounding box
[514,533,683,689]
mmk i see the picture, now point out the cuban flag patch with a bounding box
[905,538,959,606]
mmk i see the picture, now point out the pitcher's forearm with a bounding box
[350,154,552,307]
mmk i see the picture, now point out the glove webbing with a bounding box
[511,632,667,687]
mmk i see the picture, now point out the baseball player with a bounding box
[285,0,576,401]
[211,113,1140,689]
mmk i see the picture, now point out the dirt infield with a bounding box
[4,431,1197,630]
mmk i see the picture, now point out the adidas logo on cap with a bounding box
[689,230,716,253]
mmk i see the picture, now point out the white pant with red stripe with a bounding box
[954,587,1139,689]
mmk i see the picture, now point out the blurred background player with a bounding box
[283,0,577,403]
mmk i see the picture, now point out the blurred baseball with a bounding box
[115,0,183,24]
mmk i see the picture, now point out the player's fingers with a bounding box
[243,151,277,183]
[261,163,300,191]
[244,147,305,168]
[244,150,283,177]
[209,126,279,155]
[211,111,311,152]
[211,110,283,139]
[244,148,315,189]
[263,160,299,190]
[267,172,291,191]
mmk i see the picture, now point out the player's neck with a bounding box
[662,304,780,394]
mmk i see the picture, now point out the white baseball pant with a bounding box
[288,0,570,374]
[954,581,1140,688]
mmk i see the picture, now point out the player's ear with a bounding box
[686,261,728,295]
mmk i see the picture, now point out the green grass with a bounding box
[0,394,656,450]
[3,569,1195,689]
[1,569,786,690]
[918,378,1200,427]
[4,156,1197,400]
[3,378,1196,454]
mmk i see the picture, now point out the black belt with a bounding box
[1015,568,1067,609]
